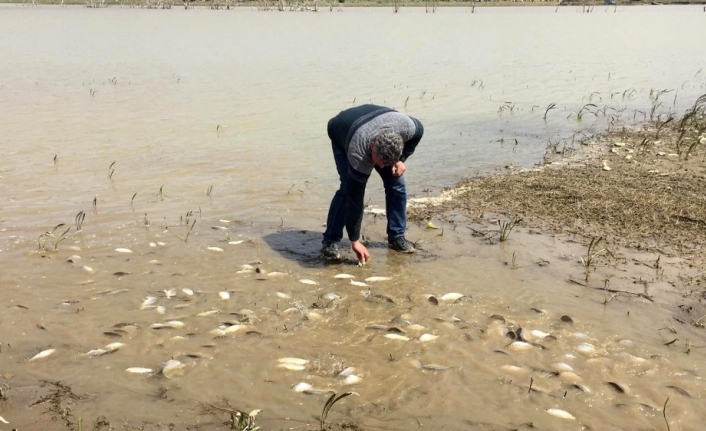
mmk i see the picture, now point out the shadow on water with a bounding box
[262,227,442,272]
[262,228,358,268]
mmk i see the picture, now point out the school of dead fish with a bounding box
[10,233,703,429]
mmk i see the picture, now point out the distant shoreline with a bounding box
[4,0,706,7]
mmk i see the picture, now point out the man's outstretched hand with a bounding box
[351,240,370,265]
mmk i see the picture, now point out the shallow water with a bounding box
[1,4,705,430]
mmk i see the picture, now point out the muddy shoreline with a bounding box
[409,97,706,319]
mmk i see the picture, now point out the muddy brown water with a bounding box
[1,5,706,431]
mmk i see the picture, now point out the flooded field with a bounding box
[1,5,706,430]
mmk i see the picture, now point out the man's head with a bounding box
[371,130,403,168]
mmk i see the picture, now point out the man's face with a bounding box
[370,142,388,168]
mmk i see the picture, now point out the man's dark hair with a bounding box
[373,130,403,166]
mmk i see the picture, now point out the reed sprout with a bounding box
[581,236,606,281]
[319,392,354,431]
[543,103,556,120]
[576,103,597,121]
[75,211,85,232]
[497,218,520,242]
[108,161,116,179]
[38,223,71,251]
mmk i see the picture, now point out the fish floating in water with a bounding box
[365,276,392,282]
[140,296,158,310]
[546,408,576,420]
[334,273,355,279]
[115,247,133,253]
[207,246,224,252]
[27,348,56,362]
[161,359,185,379]
[83,342,125,357]
[277,357,309,371]
[125,367,153,374]
[298,279,318,285]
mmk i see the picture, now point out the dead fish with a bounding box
[156,306,166,315]
[83,343,123,357]
[267,271,288,277]
[276,292,291,299]
[125,367,153,374]
[27,349,56,362]
[525,329,551,340]
[82,266,95,273]
[338,367,357,377]
[489,314,506,323]
[507,341,533,351]
[219,291,230,300]
[306,311,323,321]
[551,362,575,372]
[499,365,526,373]
[384,333,410,341]
[427,295,439,305]
[150,321,185,329]
[211,226,228,230]
[161,359,185,379]
[575,343,596,355]
[228,240,244,245]
[350,280,369,287]
[115,248,133,253]
[418,334,439,342]
[365,276,392,282]
[334,273,355,279]
[441,292,465,303]
[341,374,363,385]
[322,292,341,301]
[569,383,591,394]
[140,297,158,310]
[278,357,309,366]
[606,382,628,394]
[546,408,575,420]
[207,246,224,252]
[112,271,130,277]
[410,359,451,371]
[292,382,314,393]
[365,324,388,331]
[298,279,318,285]
[0,415,8,424]
[666,385,691,397]
[197,309,218,317]
[278,363,307,371]
[164,288,177,298]
[182,288,194,296]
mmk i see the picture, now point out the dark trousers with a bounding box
[322,140,407,245]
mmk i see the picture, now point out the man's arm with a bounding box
[399,117,424,162]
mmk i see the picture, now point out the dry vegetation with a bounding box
[410,95,706,266]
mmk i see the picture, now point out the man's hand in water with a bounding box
[351,240,370,264]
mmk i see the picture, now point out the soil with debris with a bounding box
[409,101,706,303]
